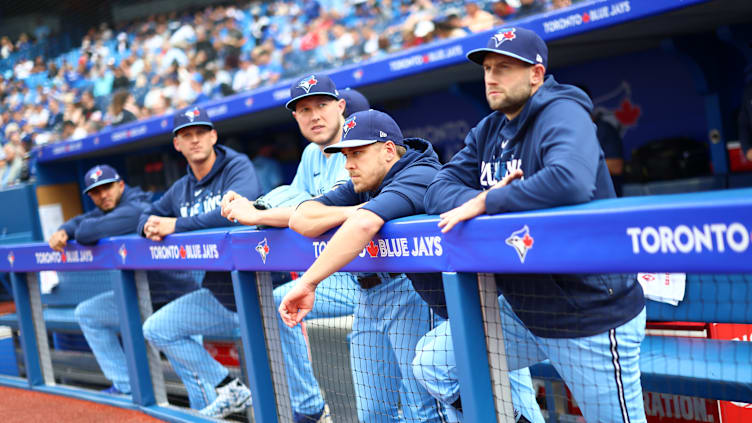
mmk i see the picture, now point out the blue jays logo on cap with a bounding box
[466,26,548,69]
[184,107,201,122]
[297,75,318,94]
[286,73,339,110]
[90,166,104,182]
[173,106,214,134]
[83,164,121,194]
[343,116,357,136]
[324,109,404,154]
[493,28,516,47]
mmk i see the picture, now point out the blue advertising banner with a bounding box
[110,229,233,271]
[1,188,748,274]
[0,242,117,272]
[230,215,447,273]
[443,189,752,274]
[36,0,711,163]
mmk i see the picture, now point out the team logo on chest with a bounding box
[297,75,318,93]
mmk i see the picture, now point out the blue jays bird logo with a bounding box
[90,166,103,181]
[297,75,318,93]
[343,116,357,136]
[7,252,14,267]
[184,107,200,122]
[118,244,127,263]
[505,225,534,263]
[493,28,516,47]
[255,238,270,264]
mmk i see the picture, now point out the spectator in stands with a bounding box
[279,108,448,423]
[491,1,516,19]
[514,0,545,18]
[0,143,24,188]
[220,78,370,423]
[462,2,497,33]
[434,12,469,40]
[108,90,138,127]
[415,27,646,423]
[139,106,262,418]
[739,64,752,162]
[550,0,573,10]
[47,164,199,396]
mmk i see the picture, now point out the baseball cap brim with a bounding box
[323,139,378,154]
[83,178,120,194]
[466,48,536,66]
[285,92,339,111]
[172,121,214,135]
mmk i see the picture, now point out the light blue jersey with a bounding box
[275,141,360,420]
[290,143,350,196]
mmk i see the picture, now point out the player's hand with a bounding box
[143,216,177,241]
[223,196,259,226]
[220,190,245,216]
[746,148,752,162]
[438,169,523,233]
[48,229,68,252]
[278,280,317,327]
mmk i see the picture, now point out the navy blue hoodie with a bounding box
[138,144,262,311]
[59,185,198,304]
[314,138,440,219]
[425,76,644,338]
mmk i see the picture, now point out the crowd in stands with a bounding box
[0,0,583,189]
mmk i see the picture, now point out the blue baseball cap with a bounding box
[285,73,339,111]
[339,88,370,117]
[466,27,548,69]
[324,109,403,154]
[83,164,121,194]
[173,106,214,135]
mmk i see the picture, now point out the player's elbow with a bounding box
[349,209,384,237]
[424,183,443,215]
[288,212,323,238]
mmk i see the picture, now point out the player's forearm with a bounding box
[289,201,357,237]
[255,207,294,228]
[298,210,384,287]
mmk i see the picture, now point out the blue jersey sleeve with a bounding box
[362,165,433,221]
[425,128,484,214]
[486,102,600,213]
[312,180,361,207]
[59,214,86,238]
[75,200,151,244]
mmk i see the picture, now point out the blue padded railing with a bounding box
[0,188,750,422]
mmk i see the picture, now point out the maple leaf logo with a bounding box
[366,241,379,258]
[613,98,641,127]
[179,245,187,259]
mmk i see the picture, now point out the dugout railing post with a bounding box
[10,271,54,387]
[443,271,515,423]
[232,270,291,423]
[115,270,156,406]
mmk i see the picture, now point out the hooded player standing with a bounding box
[414,27,647,423]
